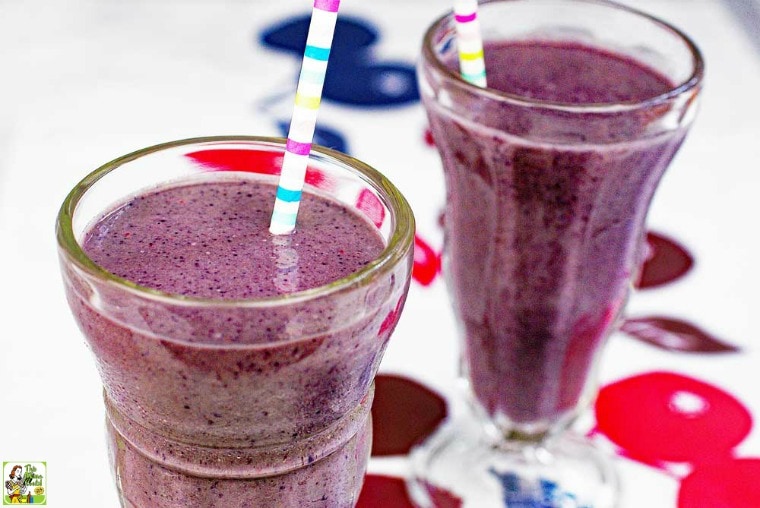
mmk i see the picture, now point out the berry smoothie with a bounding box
[425,41,690,431]
[62,174,410,506]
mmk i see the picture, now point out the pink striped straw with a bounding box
[270,0,341,235]
[454,0,487,87]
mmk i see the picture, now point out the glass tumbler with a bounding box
[57,136,415,507]
[409,1,703,506]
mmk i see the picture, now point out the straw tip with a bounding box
[269,223,295,235]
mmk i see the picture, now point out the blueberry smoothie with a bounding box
[424,41,692,431]
[60,167,413,507]
[82,180,385,300]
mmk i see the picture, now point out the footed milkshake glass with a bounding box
[57,137,415,507]
[409,1,703,506]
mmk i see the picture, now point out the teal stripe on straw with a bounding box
[271,209,297,228]
[462,69,487,84]
[276,187,303,203]
[304,45,331,61]
[299,67,327,86]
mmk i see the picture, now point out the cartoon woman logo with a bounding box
[4,465,31,504]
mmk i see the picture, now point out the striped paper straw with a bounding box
[454,0,487,87]
[269,0,341,235]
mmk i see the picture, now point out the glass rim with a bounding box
[421,0,705,112]
[56,135,416,308]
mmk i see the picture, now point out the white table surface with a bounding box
[1,1,758,506]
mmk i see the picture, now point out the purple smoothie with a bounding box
[64,176,402,506]
[426,41,689,430]
[82,179,385,299]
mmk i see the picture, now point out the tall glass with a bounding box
[409,1,703,506]
[57,137,415,507]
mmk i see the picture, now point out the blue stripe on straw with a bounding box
[304,45,331,61]
[276,187,303,203]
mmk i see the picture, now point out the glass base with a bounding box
[407,414,619,508]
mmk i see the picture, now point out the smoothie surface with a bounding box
[82,178,385,299]
[481,40,674,104]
